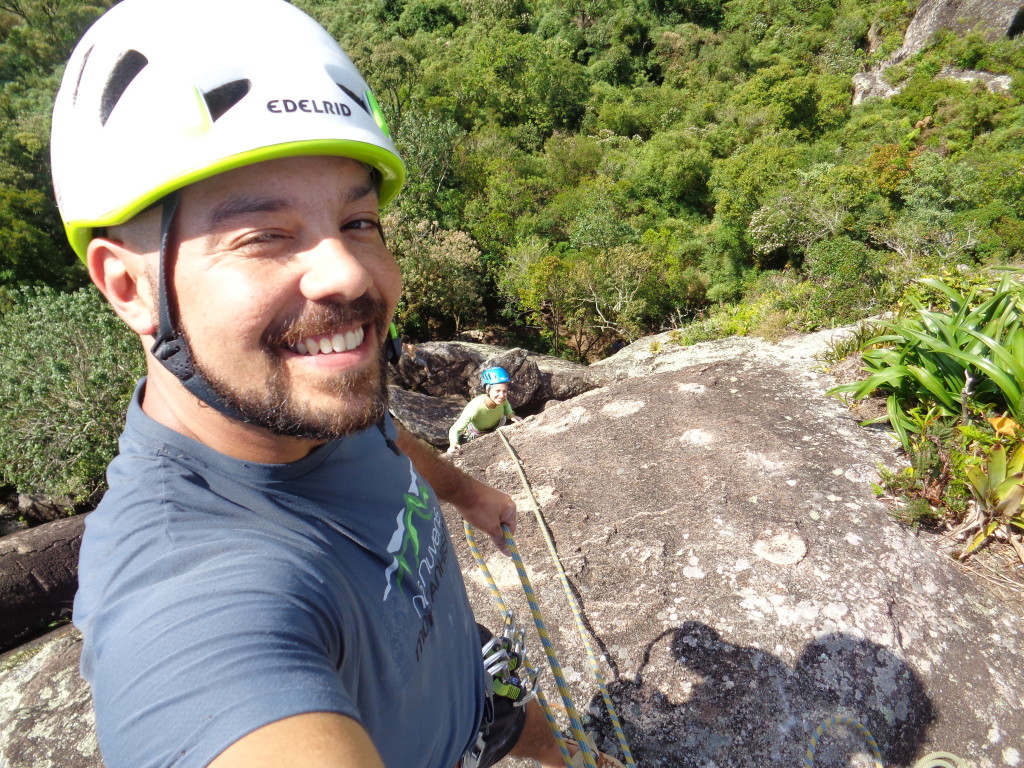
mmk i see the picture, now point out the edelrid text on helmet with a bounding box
[50,0,405,262]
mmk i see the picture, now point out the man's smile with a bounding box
[290,325,366,356]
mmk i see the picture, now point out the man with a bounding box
[51,1,622,767]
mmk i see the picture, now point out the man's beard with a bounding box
[185,297,392,441]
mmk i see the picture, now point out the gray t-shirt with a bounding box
[74,381,485,768]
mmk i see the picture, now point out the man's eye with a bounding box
[240,231,285,246]
[342,218,379,231]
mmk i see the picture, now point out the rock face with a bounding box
[388,385,466,447]
[2,328,1023,767]
[0,515,85,652]
[852,0,1020,104]
[898,0,1021,58]
[447,330,1024,767]
[0,626,98,767]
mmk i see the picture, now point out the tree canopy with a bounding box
[2,0,1022,357]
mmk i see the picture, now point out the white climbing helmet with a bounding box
[51,0,405,262]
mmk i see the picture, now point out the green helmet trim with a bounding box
[365,89,392,139]
[64,138,405,262]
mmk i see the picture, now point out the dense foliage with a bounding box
[0,287,144,501]
[0,0,109,307]
[290,0,1024,355]
[1,0,1022,350]
[828,271,1024,565]
[1,0,1023,501]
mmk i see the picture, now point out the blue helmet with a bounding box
[481,367,511,387]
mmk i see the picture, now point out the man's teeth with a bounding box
[294,327,365,356]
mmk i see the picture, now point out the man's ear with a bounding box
[87,238,157,336]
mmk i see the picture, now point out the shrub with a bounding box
[388,216,487,339]
[803,236,884,326]
[0,286,143,502]
[828,272,1024,450]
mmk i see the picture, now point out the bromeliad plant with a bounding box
[955,442,1024,564]
[828,272,1024,450]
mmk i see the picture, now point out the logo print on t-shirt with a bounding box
[383,463,450,618]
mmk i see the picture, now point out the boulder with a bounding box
[391,341,487,398]
[394,341,596,412]
[0,515,85,653]
[528,354,600,405]
[0,626,100,768]
[852,0,1019,105]
[388,385,466,449]
[897,0,1021,60]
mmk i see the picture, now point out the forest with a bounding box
[1,0,1022,358]
[1,0,1023,514]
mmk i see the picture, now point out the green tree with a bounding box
[0,286,143,501]
[387,215,487,338]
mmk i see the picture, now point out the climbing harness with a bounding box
[465,428,967,768]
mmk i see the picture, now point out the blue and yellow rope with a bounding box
[802,718,966,768]
[497,430,637,767]
[465,522,594,767]
[803,717,882,768]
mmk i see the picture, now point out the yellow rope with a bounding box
[465,522,598,768]
[497,429,637,767]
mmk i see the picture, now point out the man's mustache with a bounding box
[264,295,389,348]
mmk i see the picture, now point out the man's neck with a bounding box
[141,361,322,464]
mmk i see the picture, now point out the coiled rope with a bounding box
[803,717,967,768]
[803,717,883,768]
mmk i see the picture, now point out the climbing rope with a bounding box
[464,428,637,767]
[466,522,594,766]
[496,430,637,768]
[802,717,883,768]
[468,429,966,768]
[802,718,967,768]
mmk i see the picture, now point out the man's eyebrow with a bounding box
[207,196,289,226]
[344,183,378,205]
[205,183,379,227]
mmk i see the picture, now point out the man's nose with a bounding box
[298,237,375,302]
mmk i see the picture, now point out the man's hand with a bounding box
[449,477,517,555]
[396,425,517,555]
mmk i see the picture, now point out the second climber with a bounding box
[448,367,525,453]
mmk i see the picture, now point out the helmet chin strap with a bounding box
[148,191,250,422]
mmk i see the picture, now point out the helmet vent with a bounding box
[71,45,95,106]
[99,49,149,126]
[203,79,252,122]
[336,82,369,114]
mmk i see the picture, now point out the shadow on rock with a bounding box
[586,622,934,767]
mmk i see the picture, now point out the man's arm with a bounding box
[396,424,517,555]
[208,712,385,768]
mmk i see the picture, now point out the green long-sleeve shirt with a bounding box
[448,394,514,448]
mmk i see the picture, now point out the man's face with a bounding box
[167,155,402,440]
